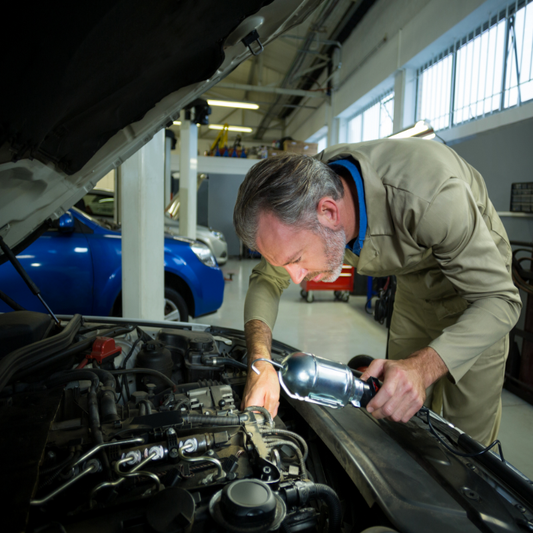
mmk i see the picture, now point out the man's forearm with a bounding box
[245,319,273,369]
[242,319,280,416]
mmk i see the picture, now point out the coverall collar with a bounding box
[328,158,367,256]
[316,144,395,238]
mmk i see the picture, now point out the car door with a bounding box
[0,213,94,315]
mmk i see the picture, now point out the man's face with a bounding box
[255,211,346,284]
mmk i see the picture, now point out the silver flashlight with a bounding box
[251,352,380,409]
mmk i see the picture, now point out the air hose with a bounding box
[181,413,249,426]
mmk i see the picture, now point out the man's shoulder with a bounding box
[320,139,474,204]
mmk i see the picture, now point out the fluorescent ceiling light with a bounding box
[209,124,253,133]
[207,99,259,110]
[388,120,434,139]
[173,120,201,126]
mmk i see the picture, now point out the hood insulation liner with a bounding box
[0,0,271,175]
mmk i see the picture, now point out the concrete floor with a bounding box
[195,258,533,480]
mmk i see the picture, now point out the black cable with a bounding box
[419,407,505,461]
[39,452,75,477]
[109,368,176,392]
[117,373,132,404]
[121,338,144,370]
[202,356,248,370]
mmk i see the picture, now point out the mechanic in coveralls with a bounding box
[233,139,522,446]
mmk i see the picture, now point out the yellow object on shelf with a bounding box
[209,123,230,156]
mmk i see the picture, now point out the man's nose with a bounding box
[284,264,307,284]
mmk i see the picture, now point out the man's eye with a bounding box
[292,257,301,264]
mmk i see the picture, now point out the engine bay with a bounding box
[4,313,532,533]
[1,316,355,533]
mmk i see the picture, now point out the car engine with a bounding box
[2,317,346,533]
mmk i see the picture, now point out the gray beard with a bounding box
[303,226,346,282]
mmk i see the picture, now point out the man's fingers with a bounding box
[360,358,386,382]
[364,358,427,421]
[242,366,280,418]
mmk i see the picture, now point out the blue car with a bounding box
[0,208,224,321]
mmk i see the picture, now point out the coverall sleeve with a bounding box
[413,178,522,382]
[244,258,291,332]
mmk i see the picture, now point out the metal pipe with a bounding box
[260,428,308,461]
[216,82,326,99]
[31,461,99,505]
[245,405,274,428]
[72,438,144,468]
[90,452,160,502]
[282,34,342,48]
[179,443,225,481]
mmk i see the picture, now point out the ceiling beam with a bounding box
[216,82,326,99]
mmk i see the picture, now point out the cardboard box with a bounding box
[283,140,318,156]
[266,148,285,158]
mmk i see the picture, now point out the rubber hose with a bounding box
[182,414,248,426]
[14,337,95,379]
[312,484,342,533]
[88,368,116,389]
[203,357,248,370]
[46,370,99,391]
[90,368,119,422]
[0,314,82,392]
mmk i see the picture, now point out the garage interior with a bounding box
[85,0,533,486]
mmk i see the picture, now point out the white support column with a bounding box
[164,133,172,208]
[393,68,417,133]
[179,120,198,241]
[120,130,165,320]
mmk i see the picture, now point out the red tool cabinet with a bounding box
[299,264,354,303]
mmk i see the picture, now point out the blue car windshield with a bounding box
[71,207,121,232]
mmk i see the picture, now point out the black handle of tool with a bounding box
[359,377,381,408]
[0,235,41,295]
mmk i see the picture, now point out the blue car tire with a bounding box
[165,287,188,322]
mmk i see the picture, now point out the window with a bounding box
[505,1,533,107]
[347,91,394,143]
[454,16,506,124]
[317,135,327,152]
[417,0,533,130]
[418,52,453,130]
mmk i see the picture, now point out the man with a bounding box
[233,139,521,446]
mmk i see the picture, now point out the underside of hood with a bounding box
[1,0,271,175]
[0,0,319,254]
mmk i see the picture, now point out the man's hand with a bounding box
[360,347,448,423]
[241,360,280,417]
[241,319,280,417]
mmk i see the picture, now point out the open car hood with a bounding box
[0,0,320,253]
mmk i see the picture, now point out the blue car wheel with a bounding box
[164,287,188,322]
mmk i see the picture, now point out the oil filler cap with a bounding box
[209,479,286,532]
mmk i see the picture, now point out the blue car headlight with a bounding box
[190,242,217,267]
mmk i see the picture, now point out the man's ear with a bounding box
[316,197,341,230]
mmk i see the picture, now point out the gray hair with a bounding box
[233,154,344,250]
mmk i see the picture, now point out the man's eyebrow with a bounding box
[282,251,302,266]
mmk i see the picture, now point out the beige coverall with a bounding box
[243,139,522,446]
